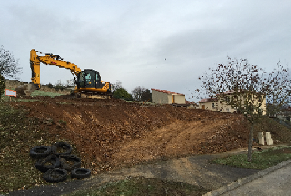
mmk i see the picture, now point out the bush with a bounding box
[113,88,133,101]
[48,83,54,88]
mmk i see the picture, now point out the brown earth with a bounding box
[9,96,256,175]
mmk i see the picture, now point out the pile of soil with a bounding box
[9,96,252,175]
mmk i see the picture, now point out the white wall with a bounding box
[152,90,171,104]
[173,94,186,104]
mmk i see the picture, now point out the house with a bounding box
[151,88,186,104]
[199,98,219,111]
[199,90,267,115]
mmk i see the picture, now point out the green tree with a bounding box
[197,57,291,162]
[113,88,133,101]
[111,81,133,101]
[0,46,22,98]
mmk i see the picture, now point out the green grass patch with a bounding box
[63,176,210,196]
[30,91,64,97]
[211,146,291,170]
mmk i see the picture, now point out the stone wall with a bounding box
[4,79,70,94]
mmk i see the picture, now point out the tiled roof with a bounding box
[151,88,185,96]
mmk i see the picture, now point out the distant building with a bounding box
[198,90,267,115]
[151,88,186,104]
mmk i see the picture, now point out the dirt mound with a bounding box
[9,96,251,174]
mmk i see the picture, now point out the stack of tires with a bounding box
[29,142,91,183]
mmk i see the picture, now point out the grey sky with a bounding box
[1,0,291,101]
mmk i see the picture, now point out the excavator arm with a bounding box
[30,49,81,89]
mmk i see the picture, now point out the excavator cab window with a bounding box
[76,69,102,89]
[77,70,96,88]
[77,72,85,88]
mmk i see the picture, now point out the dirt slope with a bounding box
[9,96,251,174]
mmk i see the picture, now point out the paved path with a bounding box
[203,158,291,196]
[219,161,291,196]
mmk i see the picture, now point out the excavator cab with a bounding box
[76,69,110,91]
[75,69,112,98]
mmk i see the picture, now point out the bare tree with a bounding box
[132,86,146,102]
[65,78,75,87]
[197,57,291,162]
[0,46,22,78]
[0,46,22,98]
[264,61,291,117]
[111,80,123,92]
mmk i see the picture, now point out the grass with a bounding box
[30,90,65,97]
[0,101,75,194]
[211,146,291,170]
[63,176,210,196]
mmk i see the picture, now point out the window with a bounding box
[85,73,91,80]
[212,103,215,108]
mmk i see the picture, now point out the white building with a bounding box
[151,88,186,104]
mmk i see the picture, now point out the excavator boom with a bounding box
[30,49,81,89]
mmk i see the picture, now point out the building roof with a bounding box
[199,98,218,103]
[151,88,185,96]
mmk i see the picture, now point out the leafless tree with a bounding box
[0,46,22,79]
[197,57,291,161]
[111,80,123,92]
[0,46,22,98]
[132,86,146,102]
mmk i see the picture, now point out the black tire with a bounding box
[43,168,67,183]
[71,168,91,179]
[29,146,51,159]
[51,142,72,156]
[59,154,81,171]
[35,154,61,173]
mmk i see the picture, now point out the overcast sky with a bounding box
[1,0,291,101]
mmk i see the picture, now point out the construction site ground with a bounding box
[6,95,291,195]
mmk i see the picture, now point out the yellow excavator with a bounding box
[15,49,112,98]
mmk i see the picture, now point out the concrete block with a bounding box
[266,138,273,145]
[266,132,273,145]
[258,132,264,145]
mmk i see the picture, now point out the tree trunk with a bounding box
[0,74,5,99]
[247,122,254,162]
